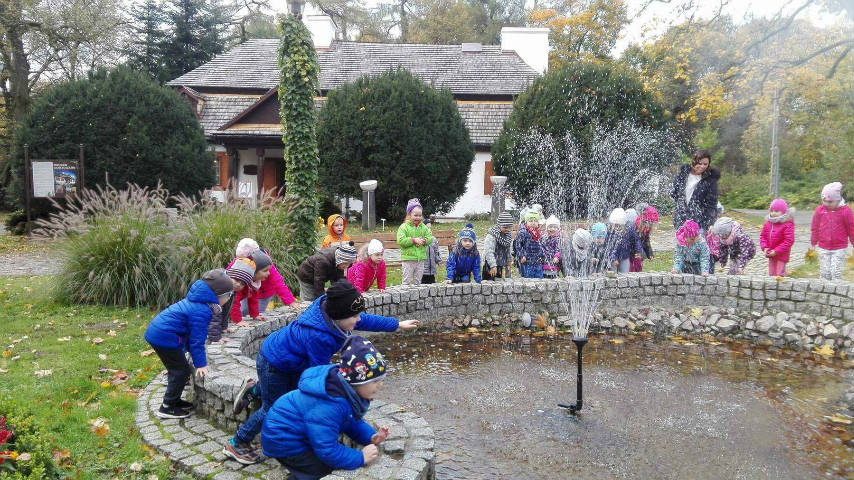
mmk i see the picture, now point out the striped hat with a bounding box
[227,258,256,286]
[335,241,358,266]
[498,211,514,227]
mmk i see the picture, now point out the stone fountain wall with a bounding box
[180,273,853,479]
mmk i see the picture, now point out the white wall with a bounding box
[442,151,515,218]
[501,27,550,74]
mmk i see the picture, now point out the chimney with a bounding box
[500,27,550,74]
[305,15,336,49]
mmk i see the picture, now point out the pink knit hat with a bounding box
[769,198,788,213]
[642,206,659,223]
[675,220,699,247]
[821,182,843,202]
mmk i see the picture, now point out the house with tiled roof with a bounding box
[168,17,548,216]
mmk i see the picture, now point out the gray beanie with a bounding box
[335,241,358,266]
[712,217,734,235]
[249,249,272,271]
[202,268,234,297]
[227,258,255,286]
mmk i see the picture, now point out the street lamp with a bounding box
[288,0,305,18]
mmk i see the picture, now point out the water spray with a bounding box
[559,279,603,415]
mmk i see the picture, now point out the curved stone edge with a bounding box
[137,375,436,480]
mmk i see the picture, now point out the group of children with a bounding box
[142,183,854,479]
[673,181,854,280]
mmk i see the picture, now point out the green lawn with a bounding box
[0,276,177,479]
[788,257,854,281]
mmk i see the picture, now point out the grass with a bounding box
[0,275,179,479]
[788,256,854,282]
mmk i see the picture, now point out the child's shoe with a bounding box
[175,399,195,410]
[223,438,261,464]
[233,379,258,415]
[156,404,191,419]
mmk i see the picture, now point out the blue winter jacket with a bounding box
[144,280,217,368]
[513,225,544,267]
[611,225,643,262]
[261,365,376,468]
[260,295,398,373]
[446,247,482,283]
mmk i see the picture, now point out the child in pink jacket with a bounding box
[760,199,795,276]
[232,239,297,321]
[809,182,854,280]
[347,239,387,293]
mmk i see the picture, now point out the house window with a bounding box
[484,160,495,195]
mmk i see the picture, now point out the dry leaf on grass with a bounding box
[140,349,155,357]
[89,417,110,437]
[57,337,71,342]
[34,369,52,377]
[92,337,104,345]
[825,414,853,425]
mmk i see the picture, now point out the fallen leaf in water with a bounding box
[813,345,835,357]
[681,342,697,346]
[609,339,624,344]
[825,414,853,425]
[706,341,723,346]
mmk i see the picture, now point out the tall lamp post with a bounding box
[289,0,305,17]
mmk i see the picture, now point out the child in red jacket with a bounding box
[809,182,854,280]
[231,250,273,323]
[760,199,795,276]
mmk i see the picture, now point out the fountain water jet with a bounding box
[559,279,605,414]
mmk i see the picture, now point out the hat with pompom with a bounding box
[338,336,386,385]
[458,223,476,242]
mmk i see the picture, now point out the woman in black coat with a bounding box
[670,150,720,232]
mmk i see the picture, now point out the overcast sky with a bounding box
[263,0,846,50]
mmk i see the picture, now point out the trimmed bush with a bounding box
[36,184,302,308]
[0,396,61,479]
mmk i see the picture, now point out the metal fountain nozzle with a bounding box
[559,335,588,415]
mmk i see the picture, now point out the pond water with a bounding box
[370,330,854,480]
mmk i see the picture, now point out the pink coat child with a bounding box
[809,182,854,280]
[759,199,795,276]
[347,239,387,293]
[232,238,297,321]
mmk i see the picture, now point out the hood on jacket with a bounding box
[185,279,219,304]
[327,214,347,237]
[296,295,348,339]
[765,207,796,224]
[298,364,369,418]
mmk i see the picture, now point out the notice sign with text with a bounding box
[31,160,78,198]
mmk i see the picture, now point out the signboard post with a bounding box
[24,144,86,235]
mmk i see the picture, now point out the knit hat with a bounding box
[367,239,384,256]
[227,258,256,286]
[608,208,626,225]
[202,268,234,297]
[642,206,659,223]
[458,223,477,242]
[769,198,788,213]
[712,217,735,236]
[545,215,560,228]
[634,202,649,215]
[531,204,543,215]
[572,228,593,250]
[821,182,843,203]
[326,279,365,320]
[591,222,607,239]
[338,336,386,385]
[406,198,422,215]
[524,210,541,222]
[498,211,514,227]
[335,241,358,266]
[676,220,700,247]
[235,238,259,258]
[624,208,639,226]
[249,249,272,271]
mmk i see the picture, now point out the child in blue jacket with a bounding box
[261,336,390,479]
[224,280,419,464]
[445,223,482,283]
[144,268,236,419]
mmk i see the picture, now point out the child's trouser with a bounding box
[617,258,631,273]
[234,353,301,445]
[768,258,787,276]
[298,280,319,302]
[151,345,193,406]
[482,265,510,280]
[401,260,424,285]
[680,262,703,275]
[629,257,643,272]
[420,274,436,284]
[241,296,274,316]
[276,450,334,480]
[818,247,847,280]
[519,263,543,278]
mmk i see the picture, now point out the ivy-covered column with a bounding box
[278,15,320,261]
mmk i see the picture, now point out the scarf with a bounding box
[487,224,513,249]
[526,224,542,243]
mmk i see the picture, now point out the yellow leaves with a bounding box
[609,338,624,344]
[89,417,110,437]
[825,414,853,425]
[1,350,11,358]
[690,307,703,319]
[805,249,818,262]
[545,325,557,336]
[466,327,478,334]
[100,381,112,388]
[813,344,835,357]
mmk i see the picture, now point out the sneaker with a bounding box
[175,399,195,410]
[156,404,191,419]
[233,379,258,415]
[223,439,261,465]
